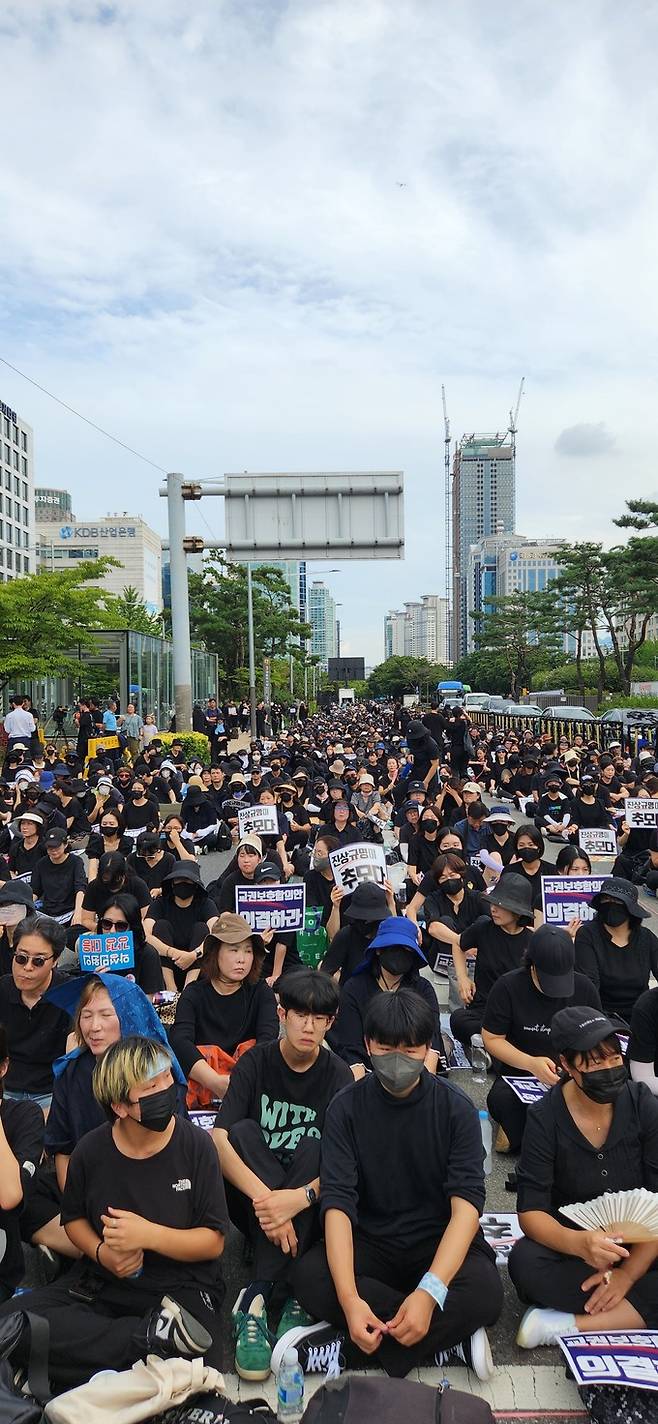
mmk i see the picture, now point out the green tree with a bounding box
[554,543,610,699]
[0,560,118,695]
[471,590,565,699]
[367,656,449,699]
[599,538,658,694]
[105,585,164,636]
[188,556,311,696]
[451,649,512,696]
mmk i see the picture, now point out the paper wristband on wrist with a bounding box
[418,1272,447,1309]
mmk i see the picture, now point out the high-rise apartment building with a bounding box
[452,432,515,658]
[384,595,449,664]
[308,579,337,668]
[0,398,35,582]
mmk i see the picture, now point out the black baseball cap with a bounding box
[44,828,68,847]
[252,861,281,883]
[527,924,575,998]
[551,1006,623,1057]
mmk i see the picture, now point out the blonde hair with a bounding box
[92,1035,171,1116]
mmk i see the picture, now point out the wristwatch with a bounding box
[304,1185,317,1206]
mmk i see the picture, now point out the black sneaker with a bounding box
[435,1326,493,1382]
[271,1322,346,1377]
[143,1294,213,1358]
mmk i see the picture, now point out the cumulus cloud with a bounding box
[554,423,617,458]
[1,1,658,659]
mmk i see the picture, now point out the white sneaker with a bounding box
[516,1307,577,1349]
[435,1325,494,1382]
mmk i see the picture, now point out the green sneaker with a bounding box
[276,1298,314,1340]
[234,1293,272,1381]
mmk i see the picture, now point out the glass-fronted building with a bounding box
[15,630,217,729]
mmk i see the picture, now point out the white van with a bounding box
[463,692,490,714]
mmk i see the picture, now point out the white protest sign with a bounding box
[578,827,617,858]
[329,841,387,895]
[624,798,658,829]
[237,803,279,839]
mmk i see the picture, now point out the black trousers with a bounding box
[291,1233,502,1378]
[508,1235,658,1325]
[449,1003,484,1051]
[225,1119,321,1283]
[486,1076,527,1152]
[0,1265,225,1391]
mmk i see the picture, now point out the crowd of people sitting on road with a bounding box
[0,693,657,1403]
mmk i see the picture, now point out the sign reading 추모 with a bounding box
[578,827,617,858]
[235,883,306,934]
[79,931,135,973]
[329,841,387,896]
[237,803,280,840]
[624,798,658,830]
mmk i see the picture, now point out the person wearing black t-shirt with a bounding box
[480,807,517,866]
[0,1036,228,1389]
[54,779,91,844]
[7,813,46,878]
[145,863,218,992]
[0,915,70,1110]
[450,873,534,1052]
[290,990,502,1380]
[170,911,278,1103]
[0,1023,44,1301]
[303,832,342,937]
[405,835,485,927]
[500,826,553,917]
[405,810,442,895]
[31,829,87,923]
[421,853,489,1005]
[566,778,614,839]
[482,926,601,1153]
[216,970,352,1374]
[127,833,176,897]
[574,877,658,1021]
[121,779,159,844]
[510,1007,658,1350]
[86,810,133,877]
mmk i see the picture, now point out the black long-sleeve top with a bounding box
[575,919,658,1022]
[319,1071,486,1247]
[328,968,441,1068]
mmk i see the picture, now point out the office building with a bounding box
[452,432,515,659]
[36,507,163,612]
[35,487,73,522]
[384,595,449,663]
[467,533,599,658]
[0,398,35,583]
[308,579,337,668]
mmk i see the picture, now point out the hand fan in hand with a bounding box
[560,1188,658,1242]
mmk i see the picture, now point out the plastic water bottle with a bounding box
[479,1110,492,1175]
[471,1034,488,1083]
[277,1346,304,1423]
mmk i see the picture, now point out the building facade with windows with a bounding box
[36,510,163,612]
[0,399,35,582]
[308,579,337,668]
[466,533,599,658]
[384,595,449,663]
[452,432,515,659]
[35,487,73,523]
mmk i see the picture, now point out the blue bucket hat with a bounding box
[354,915,427,973]
[46,973,186,1085]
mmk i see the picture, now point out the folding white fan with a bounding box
[560,1189,658,1243]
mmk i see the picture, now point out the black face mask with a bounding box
[441,877,462,897]
[132,1082,177,1132]
[422,819,438,832]
[578,1064,627,1105]
[517,846,539,863]
[598,902,629,928]
[378,947,415,977]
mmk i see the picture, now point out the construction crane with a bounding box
[508,376,525,515]
[442,384,451,666]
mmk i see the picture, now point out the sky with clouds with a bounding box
[2,0,658,665]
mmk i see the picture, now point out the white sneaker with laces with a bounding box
[516,1307,577,1349]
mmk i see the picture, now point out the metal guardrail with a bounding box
[484,712,655,755]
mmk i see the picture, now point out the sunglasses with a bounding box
[100,918,129,932]
[13,951,54,968]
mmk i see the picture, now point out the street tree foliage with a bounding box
[470,589,565,700]
[367,656,450,699]
[0,560,119,695]
[188,555,312,695]
[105,586,164,636]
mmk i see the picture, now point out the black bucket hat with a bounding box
[590,877,650,921]
[487,872,534,922]
[344,883,389,922]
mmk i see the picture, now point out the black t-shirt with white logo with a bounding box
[483,966,601,1063]
[61,1116,228,1291]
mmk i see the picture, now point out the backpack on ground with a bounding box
[0,1310,51,1424]
[300,1374,494,1424]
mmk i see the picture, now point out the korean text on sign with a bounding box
[541,875,605,927]
[237,804,280,839]
[578,828,617,857]
[502,1076,549,1106]
[329,842,387,895]
[79,931,135,973]
[558,1331,658,1392]
[235,883,306,934]
[624,799,658,830]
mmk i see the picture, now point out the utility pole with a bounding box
[246,563,257,740]
[166,472,193,733]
